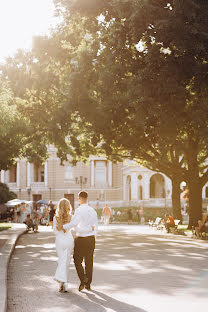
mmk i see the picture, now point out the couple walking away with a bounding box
[53,191,98,293]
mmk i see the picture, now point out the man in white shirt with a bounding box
[57,191,98,291]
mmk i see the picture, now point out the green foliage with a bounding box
[0,223,13,231]
[0,182,17,204]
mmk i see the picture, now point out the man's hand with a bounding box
[57,224,63,231]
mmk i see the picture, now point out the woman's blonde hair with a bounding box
[56,198,72,225]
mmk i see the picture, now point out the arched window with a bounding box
[150,174,165,198]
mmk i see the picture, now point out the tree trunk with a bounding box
[186,137,202,228]
[188,180,202,228]
[171,178,182,220]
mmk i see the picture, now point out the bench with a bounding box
[169,219,182,234]
[149,217,165,230]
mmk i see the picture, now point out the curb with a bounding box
[0,225,26,312]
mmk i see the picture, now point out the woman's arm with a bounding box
[53,216,58,234]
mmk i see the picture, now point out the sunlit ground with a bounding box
[7,224,208,312]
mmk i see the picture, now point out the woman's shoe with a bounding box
[63,283,69,292]
[59,283,64,292]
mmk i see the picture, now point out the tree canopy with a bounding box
[1,0,208,226]
[0,182,16,204]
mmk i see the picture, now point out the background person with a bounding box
[31,210,40,233]
[49,200,55,227]
[136,209,141,224]
[165,214,175,233]
[24,214,34,232]
[102,204,112,226]
[127,208,133,224]
[139,207,145,224]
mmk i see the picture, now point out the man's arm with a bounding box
[64,212,82,231]
[56,209,82,231]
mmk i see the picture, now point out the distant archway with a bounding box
[150,174,165,198]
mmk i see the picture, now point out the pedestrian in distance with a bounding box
[136,209,141,224]
[49,200,55,227]
[127,208,133,224]
[102,204,112,226]
[139,207,145,224]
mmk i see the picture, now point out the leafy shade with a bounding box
[0,182,17,204]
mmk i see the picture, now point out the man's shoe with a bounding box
[79,284,85,292]
[83,275,88,284]
[85,285,91,291]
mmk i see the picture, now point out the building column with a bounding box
[108,161,112,187]
[123,175,127,200]
[91,160,95,187]
[131,172,137,200]
[1,170,5,183]
[27,162,31,187]
[17,161,20,187]
[143,174,150,199]
[44,162,48,187]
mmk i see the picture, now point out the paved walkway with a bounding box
[0,224,26,312]
[7,225,208,312]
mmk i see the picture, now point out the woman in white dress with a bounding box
[53,198,93,292]
[53,198,75,292]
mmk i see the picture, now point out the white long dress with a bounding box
[53,216,74,285]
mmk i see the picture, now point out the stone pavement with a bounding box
[0,224,26,312]
[7,225,208,312]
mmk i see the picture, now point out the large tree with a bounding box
[54,0,208,226]
[2,0,208,227]
[0,69,48,171]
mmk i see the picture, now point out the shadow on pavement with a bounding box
[84,290,147,312]
[7,225,208,312]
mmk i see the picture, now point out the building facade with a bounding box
[1,146,208,209]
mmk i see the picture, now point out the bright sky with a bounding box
[0,0,58,61]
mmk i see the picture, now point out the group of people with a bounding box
[53,191,98,293]
[24,200,56,232]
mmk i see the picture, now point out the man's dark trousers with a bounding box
[73,235,95,287]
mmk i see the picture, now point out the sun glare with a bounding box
[0,0,58,61]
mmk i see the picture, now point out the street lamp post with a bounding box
[49,187,52,199]
[19,188,21,199]
[76,176,87,190]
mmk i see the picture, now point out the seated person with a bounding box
[195,214,208,238]
[165,214,175,233]
[32,211,40,232]
[24,214,34,231]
